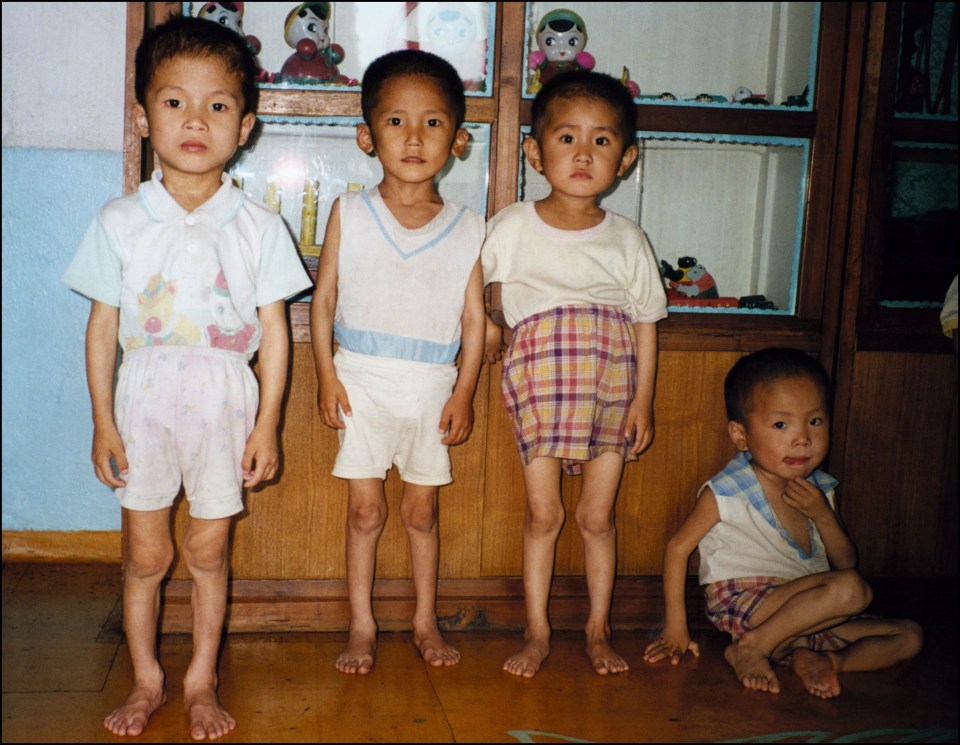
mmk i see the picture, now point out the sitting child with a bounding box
[643,348,923,698]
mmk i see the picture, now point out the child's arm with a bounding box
[484,314,504,364]
[86,300,127,488]
[310,198,351,430]
[783,478,858,569]
[644,487,721,665]
[625,321,658,455]
[242,300,287,488]
[440,260,485,445]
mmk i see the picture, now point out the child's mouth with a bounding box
[181,141,207,153]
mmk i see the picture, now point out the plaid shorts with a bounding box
[705,577,849,652]
[501,304,637,476]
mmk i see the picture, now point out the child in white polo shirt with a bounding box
[62,15,311,739]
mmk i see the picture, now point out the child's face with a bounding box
[524,96,637,201]
[356,75,468,186]
[135,54,255,188]
[729,375,830,486]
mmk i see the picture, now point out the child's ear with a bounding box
[237,113,256,148]
[522,135,543,173]
[356,123,375,155]
[618,144,639,177]
[450,127,470,158]
[728,420,749,452]
[134,103,150,139]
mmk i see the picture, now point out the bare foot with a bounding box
[586,638,629,675]
[414,627,461,667]
[336,627,377,674]
[184,684,236,741]
[724,641,780,694]
[503,636,550,678]
[103,679,166,736]
[792,648,842,699]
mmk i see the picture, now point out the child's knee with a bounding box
[181,533,228,576]
[348,500,388,533]
[574,506,614,538]
[401,501,438,534]
[526,502,564,535]
[126,541,174,581]
[831,569,872,612]
[897,619,924,659]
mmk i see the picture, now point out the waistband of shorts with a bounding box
[121,344,248,364]
[335,347,456,375]
[515,304,629,332]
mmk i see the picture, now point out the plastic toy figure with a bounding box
[198,2,274,82]
[418,2,487,92]
[528,9,595,92]
[661,257,719,299]
[279,2,356,85]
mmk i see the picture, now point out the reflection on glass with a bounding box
[519,131,808,314]
[523,2,818,108]
[895,2,958,118]
[184,2,495,94]
[880,143,959,307]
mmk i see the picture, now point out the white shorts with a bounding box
[332,348,458,485]
[114,346,258,519]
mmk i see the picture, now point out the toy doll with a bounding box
[418,2,487,91]
[279,2,356,85]
[527,8,594,92]
[198,1,274,82]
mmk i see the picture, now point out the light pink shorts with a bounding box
[114,346,258,519]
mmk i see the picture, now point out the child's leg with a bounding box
[726,570,872,694]
[504,456,564,678]
[104,508,173,736]
[400,482,460,667]
[338,477,388,674]
[791,616,923,699]
[180,515,236,740]
[577,451,628,675]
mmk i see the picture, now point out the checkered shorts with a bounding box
[501,304,637,476]
[705,577,849,652]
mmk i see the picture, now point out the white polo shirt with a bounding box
[63,170,312,359]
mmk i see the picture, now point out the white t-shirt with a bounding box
[334,187,484,365]
[481,201,668,328]
[62,171,312,359]
[697,451,838,585]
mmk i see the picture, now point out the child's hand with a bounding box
[91,425,128,489]
[439,394,474,445]
[484,316,504,364]
[783,477,831,520]
[643,629,700,665]
[624,399,654,455]
[242,425,279,488]
[317,376,351,430]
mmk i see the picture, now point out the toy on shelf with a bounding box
[198,2,274,82]
[415,2,488,92]
[527,9,594,92]
[279,2,357,86]
[780,85,810,107]
[732,86,769,105]
[661,256,738,308]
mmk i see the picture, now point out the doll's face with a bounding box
[199,3,243,34]
[537,25,586,62]
[425,4,477,56]
[286,10,330,49]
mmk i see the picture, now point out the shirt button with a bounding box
[187,243,199,255]
[185,215,198,226]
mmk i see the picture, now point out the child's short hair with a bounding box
[530,71,637,151]
[361,50,466,129]
[135,14,260,116]
[724,348,832,423]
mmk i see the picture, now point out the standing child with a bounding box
[482,71,667,678]
[310,50,486,675]
[62,16,312,739]
[643,348,923,698]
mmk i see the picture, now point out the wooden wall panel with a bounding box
[839,352,958,576]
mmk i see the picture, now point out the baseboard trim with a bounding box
[2,531,121,563]
[156,576,705,634]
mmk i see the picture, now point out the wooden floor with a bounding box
[2,564,957,744]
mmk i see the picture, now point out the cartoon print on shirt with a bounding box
[207,270,256,353]
[126,274,201,348]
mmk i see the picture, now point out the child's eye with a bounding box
[773,421,786,429]
[388,117,402,126]
[560,134,574,143]
[595,136,609,145]
[427,118,441,127]
[211,103,227,112]
[165,99,182,109]
[810,417,824,426]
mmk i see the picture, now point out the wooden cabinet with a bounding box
[123,2,956,632]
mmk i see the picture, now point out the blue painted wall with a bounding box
[2,149,124,529]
